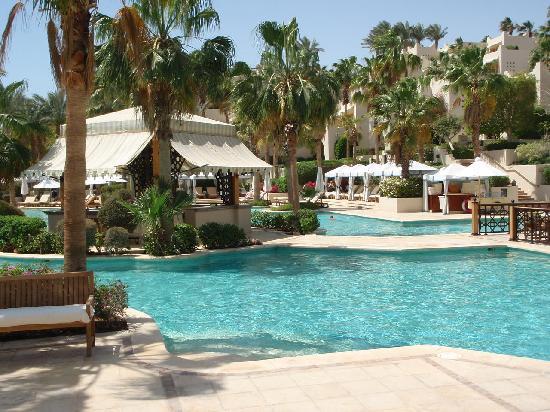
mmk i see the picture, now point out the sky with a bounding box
[0,0,547,96]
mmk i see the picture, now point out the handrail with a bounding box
[480,153,540,189]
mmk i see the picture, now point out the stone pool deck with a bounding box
[1,309,549,412]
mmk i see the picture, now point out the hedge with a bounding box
[104,227,130,254]
[98,198,137,231]
[198,223,248,249]
[515,141,550,165]
[172,223,198,253]
[543,167,550,185]
[488,176,511,187]
[451,145,474,160]
[297,159,359,185]
[56,218,98,251]
[484,140,522,151]
[379,177,423,198]
[251,209,320,234]
[0,216,46,252]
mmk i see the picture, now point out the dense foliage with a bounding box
[251,209,320,234]
[379,177,423,198]
[100,184,133,202]
[171,224,199,254]
[271,176,288,193]
[0,200,23,216]
[93,281,128,322]
[488,176,511,187]
[515,141,550,164]
[543,167,550,185]
[451,145,474,160]
[0,263,51,277]
[18,230,63,254]
[334,137,347,160]
[198,223,249,249]
[484,140,522,151]
[0,216,46,252]
[98,198,137,232]
[103,227,129,254]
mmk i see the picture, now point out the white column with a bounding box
[423,175,429,212]
[443,180,450,215]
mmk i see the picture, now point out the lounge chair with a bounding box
[367,186,380,203]
[307,192,329,208]
[206,186,219,199]
[37,193,51,206]
[19,195,39,206]
[194,187,205,199]
[353,185,364,201]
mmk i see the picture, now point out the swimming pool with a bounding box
[318,212,471,236]
[21,207,57,223]
[2,247,549,360]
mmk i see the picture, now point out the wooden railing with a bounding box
[510,206,550,244]
[471,200,550,236]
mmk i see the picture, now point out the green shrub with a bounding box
[143,226,171,256]
[296,161,318,185]
[379,177,423,198]
[100,184,133,202]
[104,227,129,254]
[250,199,270,207]
[488,176,511,187]
[451,145,474,159]
[515,141,550,165]
[0,216,46,252]
[18,230,63,254]
[251,210,319,234]
[543,167,550,185]
[172,223,198,254]
[0,200,23,216]
[334,137,347,160]
[484,140,522,151]
[271,176,288,192]
[98,198,137,231]
[93,281,128,322]
[198,222,248,249]
[56,218,98,251]
[0,263,52,277]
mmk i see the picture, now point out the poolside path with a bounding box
[1,309,550,412]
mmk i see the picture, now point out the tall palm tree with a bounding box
[95,0,233,187]
[371,77,441,177]
[500,17,515,35]
[517,21,535,37]
[426,46,503,156]
[426,24,448,48]
[2,1,97,272]
[409,23,426,46]
[530,13,550,68]
[392,21,414,51]
[0,134,31,205]
[362,20,392,52]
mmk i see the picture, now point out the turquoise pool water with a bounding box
[318,212,472,236]
[2,247,549,360]
[21,207,56,223]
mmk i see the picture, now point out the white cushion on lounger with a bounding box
[0,304,93,328]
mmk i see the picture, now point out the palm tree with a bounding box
[409,23,426,46]
[362,20,392,52]
[0,134,31,205]
[530,13,550,68]
[517,21,535,37]
[371,77,441,177]
[333,56,360,157]
[426,46,504,156]
[392,21,414,51]
[500,17,515,35]
[32,90,66,137]
[2,1,97,272]
[336,113,362,160]
[95,0,233,186]
[426,24,448,48]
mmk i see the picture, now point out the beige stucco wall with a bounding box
[379,197,424,213]
[182,205,252,235]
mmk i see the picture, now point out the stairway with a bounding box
[517,188,535,202]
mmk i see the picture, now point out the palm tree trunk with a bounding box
[315,139,323,167]
[401,153,411,178]
[418,143,425,162]
[253,171,261,201]
[287,132,300,213]
[8,178,16,206]
[64,87,88,272]
[273,139,280,178]
[471,96,482,157]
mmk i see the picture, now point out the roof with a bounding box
[172,133,272,173]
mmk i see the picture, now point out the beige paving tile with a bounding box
[457,398,508,412]
[179,394,223,411]
[218,391,267,410]
[356,392,405,411]
[259,387,309,405]
[395,387,444,407]
[321,366,370,382]
[501,393,550,412]
[378,375,426,391]
[340,378,391,395]
[362,364,404,378]
[217,377,258,395]
[288,369,334,386]
[270,401,318,412]
[300,382,350,400]
[476,379,528,396]
[511,375,550,393]
[395,358,439,375]
[315,395,366,411]
[414,372,460,387]
[433,384,484,401]
[250,373,297,390]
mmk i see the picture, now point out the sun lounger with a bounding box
[353,185,364,201]
[206,187,219,199]
[367,186,380,203]
[19,195,39,206]
[37,194,51,205]
[194,188,205,199]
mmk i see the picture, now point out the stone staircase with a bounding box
[517,188,535,202]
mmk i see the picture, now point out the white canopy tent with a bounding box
[458,158,508,179]
[23,108,271,181]
[325,165,351,199]
[33,178,60,189]
[423,163,469,214]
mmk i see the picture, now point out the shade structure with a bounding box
[106,175,128,183]
[315,167,324,192]
[85,176,108,186]
[347,164,370,177]
[33,178,60,189]
[171,133,271,174]
[457,158,507,179]
[427,163,469,182]
[325,164,351,178]
[24,107,270,179]
[374,161,437,177]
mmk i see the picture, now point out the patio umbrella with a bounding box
[21,176,29,196]
[315,167,324,192]
[34,178,60,189]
